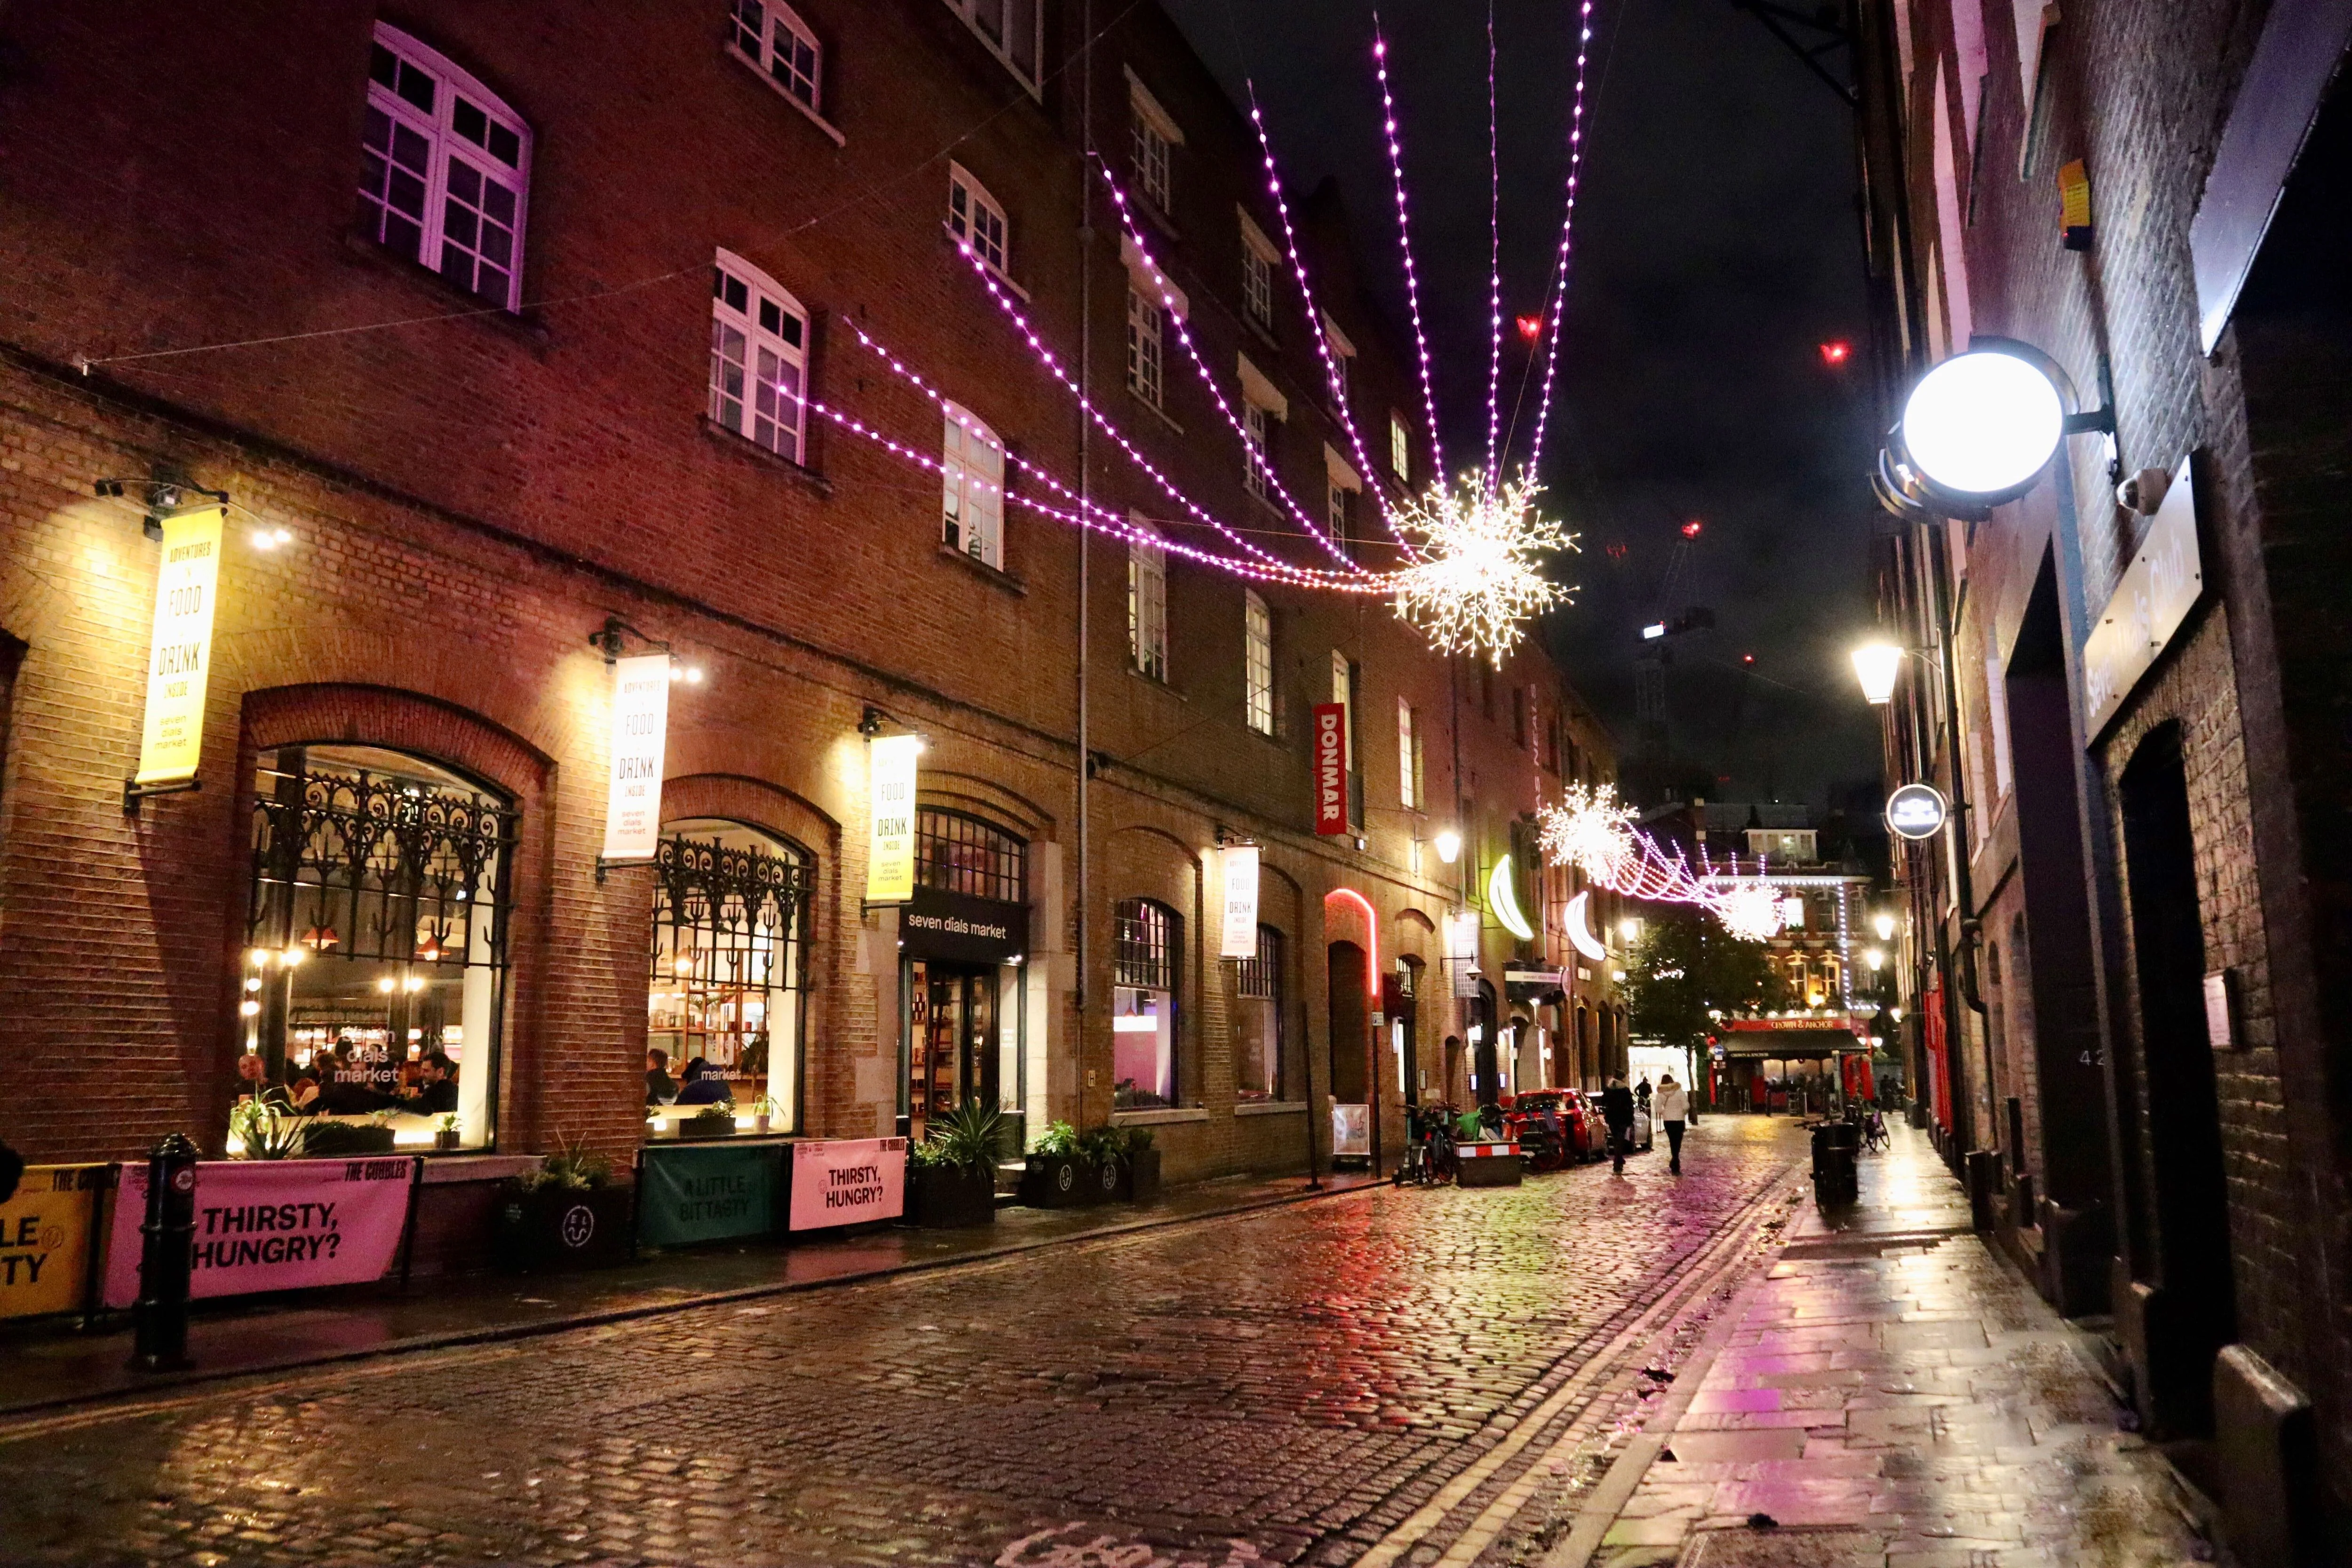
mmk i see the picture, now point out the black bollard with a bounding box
[131,1132,199,1372]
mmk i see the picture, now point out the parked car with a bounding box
[1501,1091,1571,1172]
[1556,1089,1607,1162]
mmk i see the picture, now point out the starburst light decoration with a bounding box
[1537,784,1787,940]
[1390,469,1574,666]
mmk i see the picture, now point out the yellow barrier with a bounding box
[0,1163,110,1319]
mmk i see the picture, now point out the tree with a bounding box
[1621,907,1791,1053]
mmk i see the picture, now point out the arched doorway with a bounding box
[2119,723,2235,1433]
[1327,940,1369,1104]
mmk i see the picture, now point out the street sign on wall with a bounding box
[1884,783,1949,841]
[2082,461,2203,739]
[865,735,921,903]
[600,652,670,862]
[133,507,225,786]
[1219,844,1260,958]
[1311,703,1348,834]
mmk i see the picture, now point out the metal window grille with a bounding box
[1396,956,1419,998]
[1113,899,1176,990]
[649,832,808,1077]
[915,809,1026,903]
[1234,925,1281,999]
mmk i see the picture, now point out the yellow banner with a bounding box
[0,1164,107,1319]
[134,506,226,785]
[864,734,920,903]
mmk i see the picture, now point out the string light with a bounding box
[1523,0,1601,478]
[1483,0,1504,497]
[1371,21,1445,483]
[1537,783,1788,940]
[1388,468,1573,665]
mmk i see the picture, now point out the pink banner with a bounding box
[104,1157,415,1309]
[787,1138,905,1232]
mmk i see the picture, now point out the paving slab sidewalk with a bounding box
[1573,1122,2213,1568]
[0,1170,1373,1418]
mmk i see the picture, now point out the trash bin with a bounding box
[1811,1121,1858,1207]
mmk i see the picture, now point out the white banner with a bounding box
[1219,844,1260,959]
[133,507,225,786]
[865,734,921,904]
[600,653,670,862]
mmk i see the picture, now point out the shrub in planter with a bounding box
[496,1135,634,1272]
[1117,1127,1162,1205]
[1077,1125,1128,1205]
[1020,1120,1095,1209]
[679,1107,737,1139]
[433,1113,462,1152]
[903,1102,1002,1229]
[300,1118,398,1157]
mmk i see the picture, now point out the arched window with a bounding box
[941,404,1005,569]
[238,744,516,1151]
[728,0,821,111]
[914,808,1026,902]
[947,162,1010,278]
[1234,924,1285,1102]
[1113,898,1179,1108]
[647,820,811,1130]
[710,248,810,462]
[360,24,532,310]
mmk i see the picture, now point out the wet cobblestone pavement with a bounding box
[0,1119,1804,1568]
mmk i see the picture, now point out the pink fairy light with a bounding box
[1094,164,1361,570]
[1241,91,1421,560]
[1371,21,1446,484]
[1482,1,1504,497]
[1523,0,1601,481]
[1538,784,1788,939]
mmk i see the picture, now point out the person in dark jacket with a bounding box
[673,1058,732,1106]
[1600,1076,1637,1175]
[407,1051,459,1114]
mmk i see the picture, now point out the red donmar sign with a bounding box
[1312,702,1348,835]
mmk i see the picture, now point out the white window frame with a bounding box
[942,0,1043,95]
[1320,311,1357,411]
[947,161,1010,280]
[1244,590,1274,735]
[1243,402,1273,500]
[1127,71,1184,215]
[1398,698,1418,811]
[1127,287,1164,409]
[359,24,532,313]
[1389,411,1411,480]
[709,247,811,464]
[1238,209,1279,332]
[941,402,1004,568]
[1325,446,1362,550]
[1129,522,1169,680]
[729,0,820,112]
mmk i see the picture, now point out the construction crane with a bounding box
[1634,520,1713,738]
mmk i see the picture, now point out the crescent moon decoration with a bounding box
[1537,785,1787,942]
[1487,855,1536,941]
[1565,891,1609,963]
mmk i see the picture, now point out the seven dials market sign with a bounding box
[134,507,226,788]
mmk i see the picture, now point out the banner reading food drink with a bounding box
[787,1138,906,1232]
[1311,702,1348,835]
[865,734,921,903]
[1219,844,1260,959]
[0,1164,108,1320]
[103,1156,415,1309]
[134,506,225,786]
[600,652,671,862]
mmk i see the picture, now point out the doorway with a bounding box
[908,960,997,1141]
[1327,940,1369,1104]
[2118,722,2236,1432]
[1469,979,1500,1105]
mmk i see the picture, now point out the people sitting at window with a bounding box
[673,1058,731,1106]
[408,1051,458,1114]
[646,1047,678,1106]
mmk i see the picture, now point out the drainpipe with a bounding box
[1073,0,1094,1131]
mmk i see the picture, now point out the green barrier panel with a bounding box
[636,1141,785,1247]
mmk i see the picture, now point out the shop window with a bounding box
[947,163,1009,279]
[1129,525,1168,679]
[709,248,810,463]
[358,24,531,310]
[647,820,810,1130]
[1234,924,1285,1102]
[728,0,821,112]
[238,745,515,1152]
[914,808,1027,902]
[942,0,1041,92]
[941,403,1004,568]
[1243,589,1274,735]
[1113,898,1179,1108]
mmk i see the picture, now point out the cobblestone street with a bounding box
[0,1120,1806,1568]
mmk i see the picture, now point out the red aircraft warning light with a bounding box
[1680,520,1703,539]
[1515,314,1544,344]
[1819,340,1852,366]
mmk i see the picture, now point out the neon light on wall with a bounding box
[1486,856,1534,941]
[1565,891,1607,962]
[1325,887,1381,995]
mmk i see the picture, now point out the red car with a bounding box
[1512,1090,1602,1163]
[1557,1089,1609,1162]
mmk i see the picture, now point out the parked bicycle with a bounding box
[1394,1102,1462,1187]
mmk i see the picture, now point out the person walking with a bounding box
[1601,1075,1636,1176]
[1655,1072,1689,1175]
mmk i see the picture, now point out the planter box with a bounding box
[678,1113,737,1140]
[1115,1146,1162,1205]
[493,1183,635,1272]
[905,1163,997,1228]
[300,1122,397,1157]
[1019,1152,1095,1208]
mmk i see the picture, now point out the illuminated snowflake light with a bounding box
[1391,470,1574,666]
[1714,883,1788,942]
[1536,785,1788,941]
[1539,783,1638,886]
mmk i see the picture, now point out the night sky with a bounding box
[1165,0,1885,811]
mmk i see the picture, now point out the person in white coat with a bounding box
[1655,1074,1690,1175]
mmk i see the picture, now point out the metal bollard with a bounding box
[132,1132,199,1372]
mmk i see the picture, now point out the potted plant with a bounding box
[1019,1120,1092,1209]
[433,1113,462,1152]
[495,1133,634,1271]
[300,1111,398,1157]
[230,1098,305,1159]
[1076,1125,1127,1204]
[749,1095,781,1136]
[680,1100,737,1138]
[904,1101,1001,1228]
[1117,1126,1161,1204]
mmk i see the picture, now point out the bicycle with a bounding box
[1393,1103,1461,1186]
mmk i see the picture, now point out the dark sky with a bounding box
[1163,0,1885,810]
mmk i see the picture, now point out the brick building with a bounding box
[0,1,1618,1253]
[1854,0,2352,1553]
